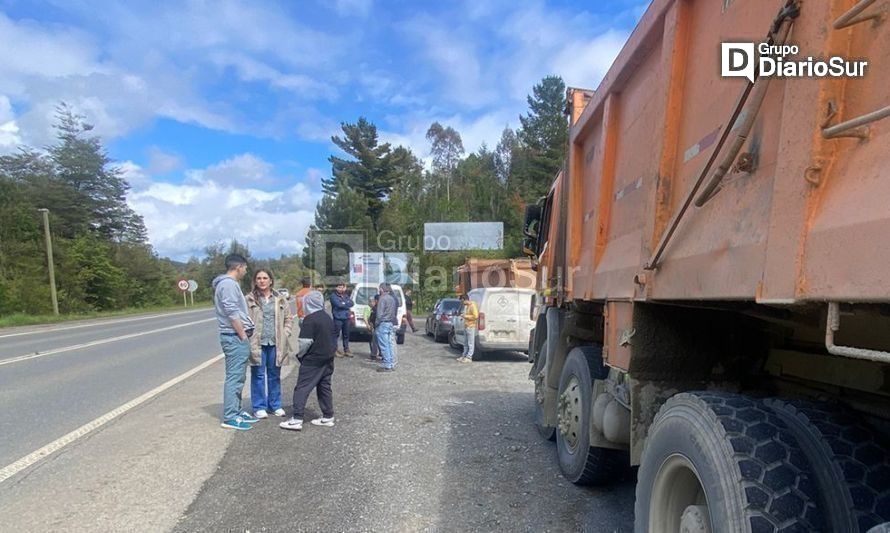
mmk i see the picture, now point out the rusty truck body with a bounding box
[523,0,890,531]
[453,258,537,295]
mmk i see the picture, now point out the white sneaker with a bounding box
[310,417,335,427]
[273,408,286,417]
[254,409,268,419]
[279,418,302,431]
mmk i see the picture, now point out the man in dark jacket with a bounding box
[375,283,399,372]
[280,290,336,431]
[330,283,354,357]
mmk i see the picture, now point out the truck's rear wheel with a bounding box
[764,398,890,532]
[533,343,555,441]
[556,346,626,485]
[635,392,823,533]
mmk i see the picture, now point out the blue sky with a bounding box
[0,0,648,261]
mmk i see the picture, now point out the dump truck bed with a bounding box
[559,0,890,304]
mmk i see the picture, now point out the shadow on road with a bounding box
[173,333,635,532]
[433,390,636,532]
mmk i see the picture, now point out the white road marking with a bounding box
[0,309,212,339]
[0,352,224,485]
[0,318,215,367]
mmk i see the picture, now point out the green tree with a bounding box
[324,118,398,231]
[518,75,567,198]
[49,104,147,243]
[426,122,464,203]
[60,235,127,312]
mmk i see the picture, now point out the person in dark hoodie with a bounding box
[280,290,336,431]
[213,254,259,431]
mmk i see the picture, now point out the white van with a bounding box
[349,283,408,344]
[450,287,535,354]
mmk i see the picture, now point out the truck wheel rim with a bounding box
[557,376,582,451]
[650,454,711,533]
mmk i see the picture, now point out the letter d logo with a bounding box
[721,43,755,83]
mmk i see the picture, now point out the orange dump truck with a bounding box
[523,0,890,531]
[453,258,536,295]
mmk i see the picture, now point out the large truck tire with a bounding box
[533,343,556,441]
[635,392,823,533]
[764,398,890,532]
[556,346,626,485]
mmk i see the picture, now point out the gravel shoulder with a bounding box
[174,332,635,532]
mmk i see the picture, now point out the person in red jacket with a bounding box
[294,277,312,322]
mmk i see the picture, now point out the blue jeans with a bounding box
[463,327,476,359]
[250,344,281,412]
[333,318,351,350]
[220,334,251,421]
[376,322,395,369]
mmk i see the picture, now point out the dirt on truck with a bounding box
[453,258,537,295]
[523,0,890,531]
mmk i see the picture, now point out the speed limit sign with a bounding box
[177,279,189,291]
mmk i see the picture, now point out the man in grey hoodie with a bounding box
[213,254,258,431]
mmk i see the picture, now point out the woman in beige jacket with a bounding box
[246,269,294,418]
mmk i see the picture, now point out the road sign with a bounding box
[187,280,198,292]
[177,279,189,291]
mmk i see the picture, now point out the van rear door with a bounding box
[484,290,524,343]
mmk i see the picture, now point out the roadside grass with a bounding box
[0,303,212,329]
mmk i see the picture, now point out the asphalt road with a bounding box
[175,330,636,532]
[0,311,635,532]
[0,308,218,468]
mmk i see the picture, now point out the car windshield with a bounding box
[354,287,377,305]
[439,300,460,313]
[355,286,403,307]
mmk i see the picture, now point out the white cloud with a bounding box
[400,15,498,109]
[147,147,184,175]
[0,3,345,147]
[118,160,153,191]
[0,9,236,147]
[334,0,373,17]
[0,13,104,80]
[210,53,336,97]
[128,157,325,260]
[0,95,22,152]
[185,154,276,187]
[551,30,629,90]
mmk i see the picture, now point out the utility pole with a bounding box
[37,208,59,316]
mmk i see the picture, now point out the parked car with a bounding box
[425,298,461,342]
[349,283,407,344]
[449,288,535,355]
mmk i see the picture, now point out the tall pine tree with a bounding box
[49,104,147,243]
[518,75,568,199]
[324,117,398,231]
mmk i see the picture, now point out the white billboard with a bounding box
[349,253,414,285]
[423,222,504,251]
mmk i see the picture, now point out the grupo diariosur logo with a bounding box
[721,42,868,82]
